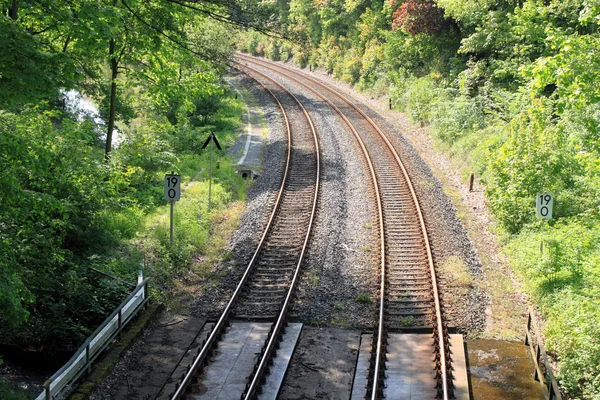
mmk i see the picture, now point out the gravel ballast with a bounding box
[243,58,488,337]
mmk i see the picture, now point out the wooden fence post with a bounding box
[469,173,475,192]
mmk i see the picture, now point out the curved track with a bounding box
[236,54,453,400]
[168,63,321,399]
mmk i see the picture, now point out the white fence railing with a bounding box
[35,277,150,400]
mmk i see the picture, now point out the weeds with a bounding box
[355,293,372,304]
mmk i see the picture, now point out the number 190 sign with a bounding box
[164,174,181,202]
[536,192,553,219]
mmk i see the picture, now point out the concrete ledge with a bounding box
[68,303,161,400]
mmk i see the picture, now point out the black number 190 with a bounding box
[539,194,551,217]
[167,177,178,199]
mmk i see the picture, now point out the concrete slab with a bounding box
[450,334,470,400]
[94,313,207,400]
[350,333,372,400]
[194,322,272,400]
[258,323,303,400]
[350,333,470,400]
[384,333,437,400]
[156,322,214,399]
[278,327,360,400]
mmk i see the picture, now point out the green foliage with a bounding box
[354,293,372,304]
[390,75,438,125]
[430,90,486,142]
[0,16,78,109]
[506,221,600,397]
[486,99,582,232]
[0,0,248,351]
[0,379,30,400]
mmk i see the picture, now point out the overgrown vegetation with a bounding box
[242,0,600,396]
[0,0,269,374]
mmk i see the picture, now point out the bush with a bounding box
[506,221,600,398]
[292,47,309,68]
[265,41,281,61]
[430,90,486,143]
[397,76,438,126]
[485,99,581,233]
[340,52,362,85]
[280,42,292,61]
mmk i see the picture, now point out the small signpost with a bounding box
[201,132,222,210]
[536,192,554,263]
[536,192,553,219]
[164,172,181,246]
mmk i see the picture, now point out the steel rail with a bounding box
[169,67,294,400]
[238,54,450,400]
[235,62,321,400]
[235,55,386,398]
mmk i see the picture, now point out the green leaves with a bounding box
[486,99,580,232]
[0,17,79,109]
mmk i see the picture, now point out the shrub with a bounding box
[485,99,581,233]
[355,293,372,304]
[430,90,486,143]
[404,76,437,126]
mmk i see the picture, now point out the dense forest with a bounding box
[242,0,600,397]
[0,0,275,394]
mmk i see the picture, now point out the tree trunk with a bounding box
[9,0,18,20]
[105,38,118,160]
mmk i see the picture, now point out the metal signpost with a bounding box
[164,172,181,246]
[201,132,222,210]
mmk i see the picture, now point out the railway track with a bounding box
[236,54,454,400]
[165,63,321,399]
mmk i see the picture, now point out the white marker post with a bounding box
[164,172,181,246]
[536,192,554,260]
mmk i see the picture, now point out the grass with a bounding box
[440,256,473,290]
[307,273,320,287]
[331,318,352,329]
[354,293,372,304]
[97,87,253,315]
